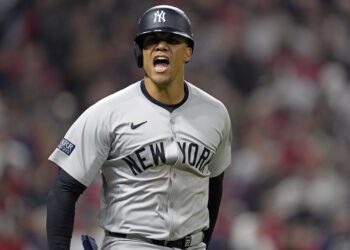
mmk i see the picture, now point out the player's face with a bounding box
[142,33,192,87]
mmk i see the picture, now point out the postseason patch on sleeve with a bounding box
[57,138,76,156]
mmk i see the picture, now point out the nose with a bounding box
[155,40,169,50]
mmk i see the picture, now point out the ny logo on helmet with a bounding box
[154,10,166,23]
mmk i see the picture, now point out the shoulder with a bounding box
[186,81,230,119]
[96,81,141,107]
[86,81,142,114]
[74,81,142,128]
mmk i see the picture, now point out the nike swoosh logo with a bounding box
[131,121,147,130]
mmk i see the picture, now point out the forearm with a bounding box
[204,172,224,246]
[47,168,86,249]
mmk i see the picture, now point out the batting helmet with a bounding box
[134,5,194,68]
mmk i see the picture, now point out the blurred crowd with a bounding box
[1,0,350,249]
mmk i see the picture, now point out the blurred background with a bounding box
[1,0,350,249]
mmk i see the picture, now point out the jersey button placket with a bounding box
[167,115,177,239]
[169,116,177,146]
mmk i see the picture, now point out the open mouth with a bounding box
[153,56,170,72]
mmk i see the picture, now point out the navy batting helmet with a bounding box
[134,5,194,68]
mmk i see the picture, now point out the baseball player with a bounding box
[46,5,231,250]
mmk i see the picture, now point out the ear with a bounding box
[185,47,193,63]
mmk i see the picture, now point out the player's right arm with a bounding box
[47,99,112,249]
[46,163,87,250]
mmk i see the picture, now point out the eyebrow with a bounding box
[146,33,180,39]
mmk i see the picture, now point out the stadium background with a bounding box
[1,0,350,249]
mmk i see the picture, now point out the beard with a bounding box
[144,70,172,89]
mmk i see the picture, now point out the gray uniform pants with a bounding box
[101,235,207,250]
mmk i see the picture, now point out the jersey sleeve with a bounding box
[49,104,111,186]
[208,107,232,177]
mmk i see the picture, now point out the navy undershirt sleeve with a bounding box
[46,168,86,250]
[204,172,224,247]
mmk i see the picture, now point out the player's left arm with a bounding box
[203,172,224,247]
[204,105,232,247]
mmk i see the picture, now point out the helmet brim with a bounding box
[134,29,194,49]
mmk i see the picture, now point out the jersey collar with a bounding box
[140,80,189,113]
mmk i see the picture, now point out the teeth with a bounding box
[155,56,168,61]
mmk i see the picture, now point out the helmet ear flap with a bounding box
[133,41,143,68]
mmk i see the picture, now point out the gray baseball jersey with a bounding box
[49,80,231,241]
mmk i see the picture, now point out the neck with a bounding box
[143,77,185,105]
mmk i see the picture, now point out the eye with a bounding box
[167,37,181,44]
[142,37,159,47]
